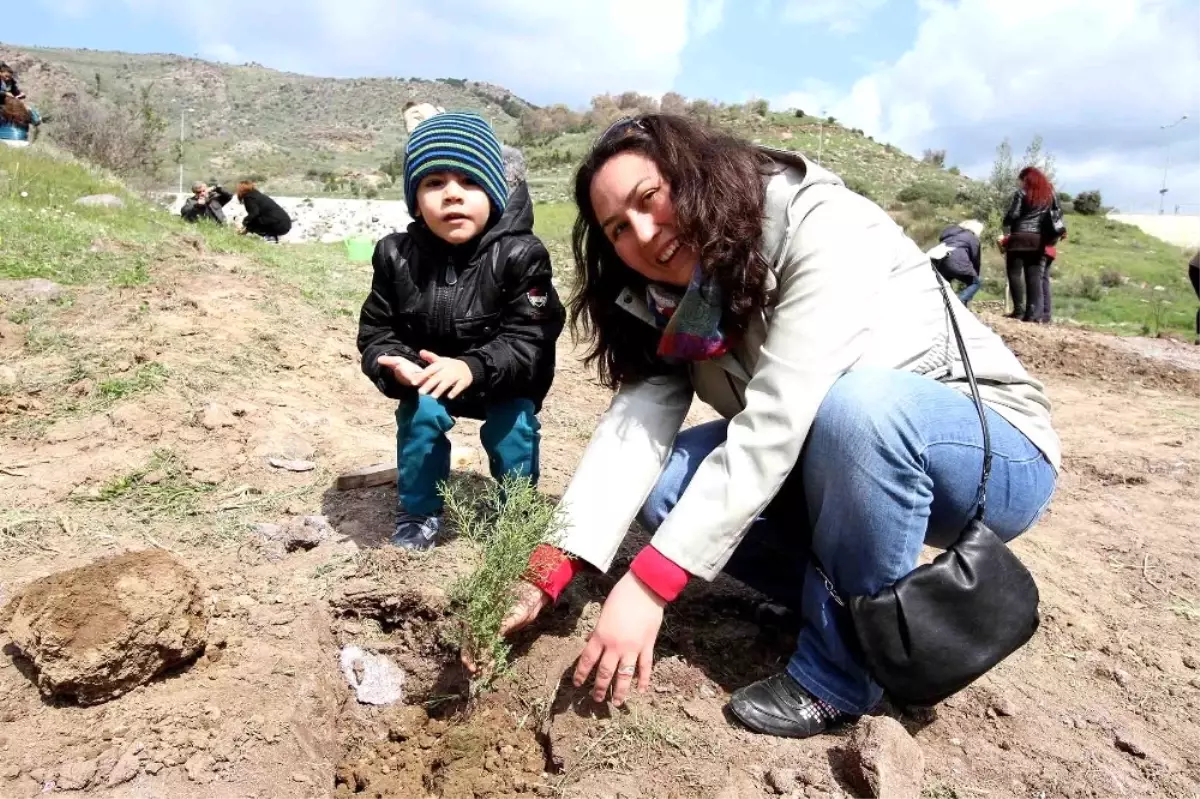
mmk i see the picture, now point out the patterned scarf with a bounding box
[646,265,729,362]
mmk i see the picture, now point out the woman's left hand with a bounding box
[573,571,665,706]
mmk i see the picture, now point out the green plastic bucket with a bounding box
[344,235,375,262]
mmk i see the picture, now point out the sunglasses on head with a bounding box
[595,115,647,150]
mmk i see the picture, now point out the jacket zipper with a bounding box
[434,260,458,338]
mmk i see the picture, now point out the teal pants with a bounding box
[395,394,541,516]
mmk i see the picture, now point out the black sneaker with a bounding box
[728,672,857,738]
[390,513,441,551]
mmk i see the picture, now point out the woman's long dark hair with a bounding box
[571,114,775,388]
[0,96,32,126]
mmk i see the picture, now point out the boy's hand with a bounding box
[415,350,473,399]
[377,354,424,387]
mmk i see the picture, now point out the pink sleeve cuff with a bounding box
[525,543,584,603]
[629,545,690,602]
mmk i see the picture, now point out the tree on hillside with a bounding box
[1020,134,1057,186]
[661,92,687,115]
[1073,190,1103,215]
[51,86,167,180]
[921,149,947,167]
[988,137,1016,207]
[987,133,1059,216]
[586,94,626,128]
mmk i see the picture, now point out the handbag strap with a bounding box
[934,272,992,521]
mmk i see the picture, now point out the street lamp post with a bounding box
[1159,114,1188,215]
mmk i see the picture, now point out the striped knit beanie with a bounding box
[403,112,508,217]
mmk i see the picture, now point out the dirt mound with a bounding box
[989,314,1199,394]
[1,549,207,705]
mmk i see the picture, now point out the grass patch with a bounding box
[95,362,169,401]
[441,474,564,692]
[81,449,215,518]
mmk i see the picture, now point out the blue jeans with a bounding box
[957,278,981,305]
[395,394,540,516]
[638,369,1057,715]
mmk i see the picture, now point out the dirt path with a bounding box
[1,238,1198,797]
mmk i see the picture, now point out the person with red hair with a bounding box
[1001,167,1062,322]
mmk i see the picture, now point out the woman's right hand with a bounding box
[461,580,550,673]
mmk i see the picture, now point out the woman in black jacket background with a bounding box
[236,181,292,241]
[1002,167,1059,322]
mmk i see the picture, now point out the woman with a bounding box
[482,115,1060,740]
[1190,250,1199,345]
[929,220,984,305]
[0,96,41,147]
[1001,167,1058,322]
[235,180,292,241]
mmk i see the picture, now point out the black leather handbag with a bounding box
[1041,197,1067,244]
[816,273,1041,707]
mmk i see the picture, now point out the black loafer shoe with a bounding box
[728,672,857,738]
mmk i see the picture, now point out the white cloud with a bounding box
[776,0,1200,210]
[36,0,698,102]
[692,0,727,36]
[781,0,891,32]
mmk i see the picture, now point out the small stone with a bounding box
[990,697,1017,717]
[185,752,215,782]
[842,716,925,798]
[292,772,311,784]
[682,701,704,722]
[949,737,963,747]
[199,403,237,430]
[1183,654,1199,670]
[339,646,405,705]
[766,768,798,794]
[27,769,45,784]
[998,739,1012,751]
[144,761,163,775]
[699,684,717,700]
[106,748,142,787]
[230,401,255,417]
[1114,731,1147,758]
[57,759,97,790]
[2,764,20,779]
[1190,677,1200,690]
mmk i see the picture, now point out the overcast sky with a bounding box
[12,0,1200,212]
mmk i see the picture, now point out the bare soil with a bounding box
[1,239,1198,797]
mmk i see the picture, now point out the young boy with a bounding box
[0,63,26,101]
[357,112,565,550]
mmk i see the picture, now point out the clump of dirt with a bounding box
[0,548,207,705]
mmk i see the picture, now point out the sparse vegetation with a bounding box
[47,87,168,181]
[83,448,215,518]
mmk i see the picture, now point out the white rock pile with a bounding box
[164,193,414,245]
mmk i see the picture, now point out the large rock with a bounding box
[502,144,527,189]
[842,716,925,798]
[75,194,126,209]
[0,549,208,705]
